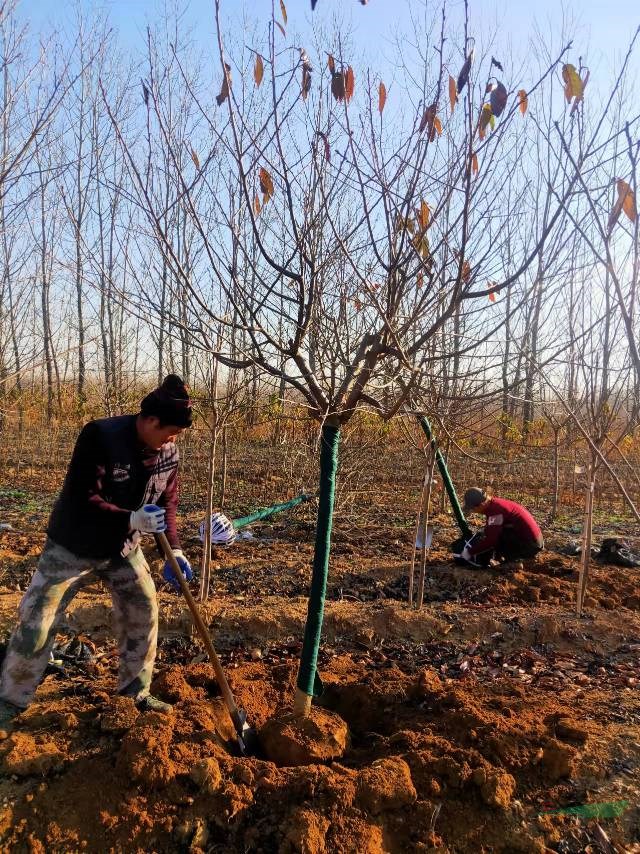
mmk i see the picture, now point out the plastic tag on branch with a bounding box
[416,521,433,550]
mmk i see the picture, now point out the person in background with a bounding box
[0,375,194,727]
[456,487,544,568]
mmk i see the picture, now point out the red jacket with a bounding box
[469,497,542,555]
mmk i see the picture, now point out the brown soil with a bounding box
[0,493,639,851]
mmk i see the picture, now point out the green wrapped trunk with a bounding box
[294,421,340,715]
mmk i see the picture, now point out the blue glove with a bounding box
[163,549,193,591]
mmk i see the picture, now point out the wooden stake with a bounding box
[576,465,595,617]
[409,463,429,607]
[417,446,437,609]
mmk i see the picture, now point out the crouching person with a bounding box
[456,488,544,568]
[0,375,194,726]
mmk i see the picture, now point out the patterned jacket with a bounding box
[47,415,180,558]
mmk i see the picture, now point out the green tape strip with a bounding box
[417,415,472,539]
[538,800,629,819]
[296,423,340,698]
[233,492,313,530]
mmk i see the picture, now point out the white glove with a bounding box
[461,546,472,561]
[130,504,166,534]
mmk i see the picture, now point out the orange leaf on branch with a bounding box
[254,55,264,87]
[518,89,528,116]
[448,75,457,114]
[345,66,355,102]
[608,178,638,230]
[416,200,430,231]
[378,81,387,114]
[259,167,274,203]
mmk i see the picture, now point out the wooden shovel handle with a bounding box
[157,532,239,717]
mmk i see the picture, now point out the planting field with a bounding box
[0,436,638,853]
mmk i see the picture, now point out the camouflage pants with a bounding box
[0,538,158,709]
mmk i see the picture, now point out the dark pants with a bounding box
[475,528,544,566]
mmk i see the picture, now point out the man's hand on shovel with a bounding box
[162,550,194,590]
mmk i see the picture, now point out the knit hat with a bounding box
[462,487,486,513]
[140,375,193,428]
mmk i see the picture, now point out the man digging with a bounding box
[0,375,194,727]
[454,487,544,568]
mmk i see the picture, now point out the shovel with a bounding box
[157,532,258,755]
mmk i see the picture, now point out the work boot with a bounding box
[134,694,173,714]
[0,699,22,728]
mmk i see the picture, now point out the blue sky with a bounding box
[19,0,640,72]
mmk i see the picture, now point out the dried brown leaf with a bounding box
[318,131,330,161]
[489,81,507,117]
[449,75,457,114]
[518,89,528,116]
[327,54,335,73]
[280,0,287,25]
[378,81,387,114]
[190,148,200,170]
[216,63,231,106]
[331,71,345,102]
[254,54,264,87]
[345,66,355,102]
[259,167,274,203]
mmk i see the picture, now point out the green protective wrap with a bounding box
[233,492,314,530]
[296,422,340,698]
[417,415,473,539]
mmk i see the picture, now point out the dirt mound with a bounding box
[260,708,349,766]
